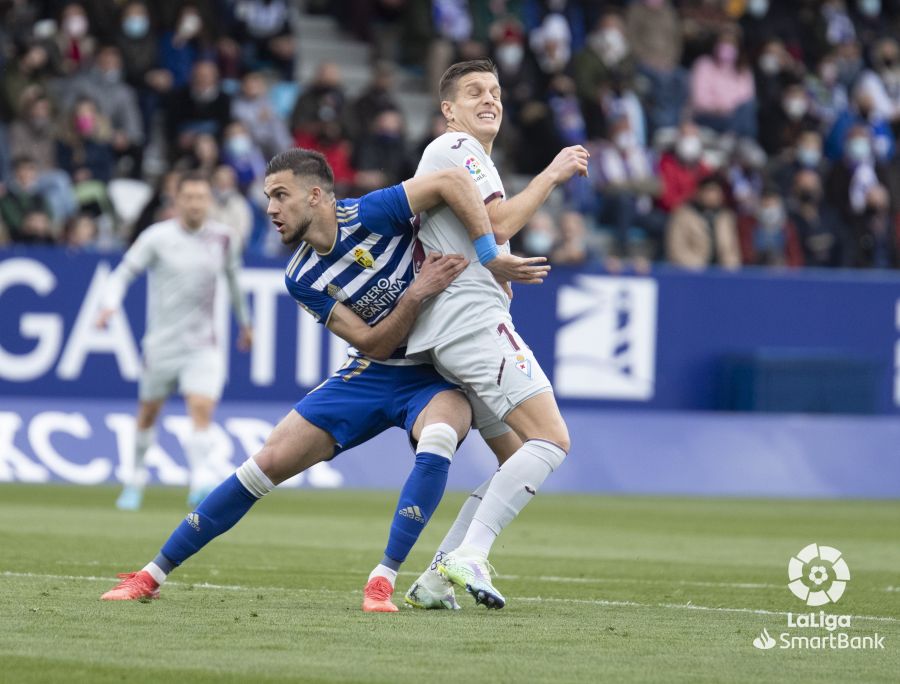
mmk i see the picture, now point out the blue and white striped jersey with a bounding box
[284,183,420,365]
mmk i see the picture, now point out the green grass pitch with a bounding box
[1,484,898,683]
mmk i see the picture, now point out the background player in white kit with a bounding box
[403,60,590,609]
[96,172,253,511]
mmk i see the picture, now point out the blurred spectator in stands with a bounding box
[221,121,267,194]
[0,157,52,241]
[769,130,830,192]
[290,62,347,140]
[848,181,896,267]
[825,85,895,162]
[811,0,858,65]
[656,120,710,214]
[759,81,820,156]
[178,132,220,176]
[547,74,587,146]
[625,0,687,135]
[678,0,733,65]
[529,11,571,92]
[806,51,850,130]
[116,1,172,164]
[512,96,563,175]
[56,97,115,183]
[727,138,767,216]
[737,187,804,267]
[551,210,591,265]
[587,115,660,259]
[57,3,95,74]
[160,4,216,90]
[573,11,642,141]
[8,90,78,223]
[294,120,356,196]
[690,26,757,139]
[2,41,57,118]
[352,108,411,193]
[62,212,100,251]
[166,60,232,161]
[787,168,846,267]
[131,169,180,240]
[232,71,293,160]
[666,174,740,270]
[516,209,558,258]
[232,0,295,79]
[855,37,900,131]
[210,164,252,248]
[852,0,890,48]
[429,0,474,94]
[58,45,144,175]
[739,0,804,57]
[753,37,804,138]
[346,62,402,141]
[11,209,56,245]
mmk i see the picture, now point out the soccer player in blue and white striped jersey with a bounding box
[101,149,548,611]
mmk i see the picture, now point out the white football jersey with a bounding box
[103,218,250,361]
[406,132,511,355]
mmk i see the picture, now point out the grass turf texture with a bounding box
[1,484,898,683]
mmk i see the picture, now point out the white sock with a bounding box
[429,477,493,572]
[185,427,216,490]
[368,564,398,587]
[142,562,167,585]
[462,440,566,557]
[130,427,156,489]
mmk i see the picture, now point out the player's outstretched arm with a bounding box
[403,168,550,284]
[95,234,155,328]
[326,253,468,361]
[487,145,590,244]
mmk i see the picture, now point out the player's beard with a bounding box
[283,215,312,247]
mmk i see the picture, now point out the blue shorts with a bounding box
[295,358,459,457]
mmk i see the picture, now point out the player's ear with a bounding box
[309,185,321,207]
[440,100,454,122]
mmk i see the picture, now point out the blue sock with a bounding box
[158,474,258,568]
[382,452,450,566]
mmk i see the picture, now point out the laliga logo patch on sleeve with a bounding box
[463,156,488,183]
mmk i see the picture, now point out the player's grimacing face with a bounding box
[264,170,312,244]
[446,72,503,140]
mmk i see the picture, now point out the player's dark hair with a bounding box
[265,148,334,192]
[439,59,499,102]
[176,169,211,191]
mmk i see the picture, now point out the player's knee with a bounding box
[417,422,460,460]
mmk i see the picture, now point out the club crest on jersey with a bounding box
[353,246,375,269]
[464,156,487,183]
[514,354,532,378]
[327,283,348,301]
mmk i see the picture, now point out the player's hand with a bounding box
[237,325,253,352]
[485,252,550,284]
[95,308,115,328]
[545,145,590,185]
[410,252,469,300]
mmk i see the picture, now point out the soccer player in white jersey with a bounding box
[403,60,590,609]
[96,172,253,511]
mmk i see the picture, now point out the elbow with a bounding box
[357,336,393,361]
[493,222,513,245]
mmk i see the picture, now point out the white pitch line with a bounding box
[4,571,898,624]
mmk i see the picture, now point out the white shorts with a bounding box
[429,319,552,438]
[139,349,226,402]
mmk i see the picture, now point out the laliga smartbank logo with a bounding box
[751,544,885,652]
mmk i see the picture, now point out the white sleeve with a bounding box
[101,230,156,310]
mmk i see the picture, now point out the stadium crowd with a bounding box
[2,0,900,271]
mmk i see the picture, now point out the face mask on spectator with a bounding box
[846,137,872,163]
[596,29,627,66]
[858,0,881,17]
[747,0,769,17]
[524,231,554,255]
[797,146,821,167]
[715,42,738,65]
[123,14,149,38]
[783,97,808,120]
[676,136,702,162]
[758,205,784,228]
[178,13,202,38]
[796,188,821,204]
[495,43,524,70]
[64,14,88,38]
[758,53,781,75]
[75,113,96,135]
[102,68,123,83]
[614,131,635,150]
[226,135,252,157]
